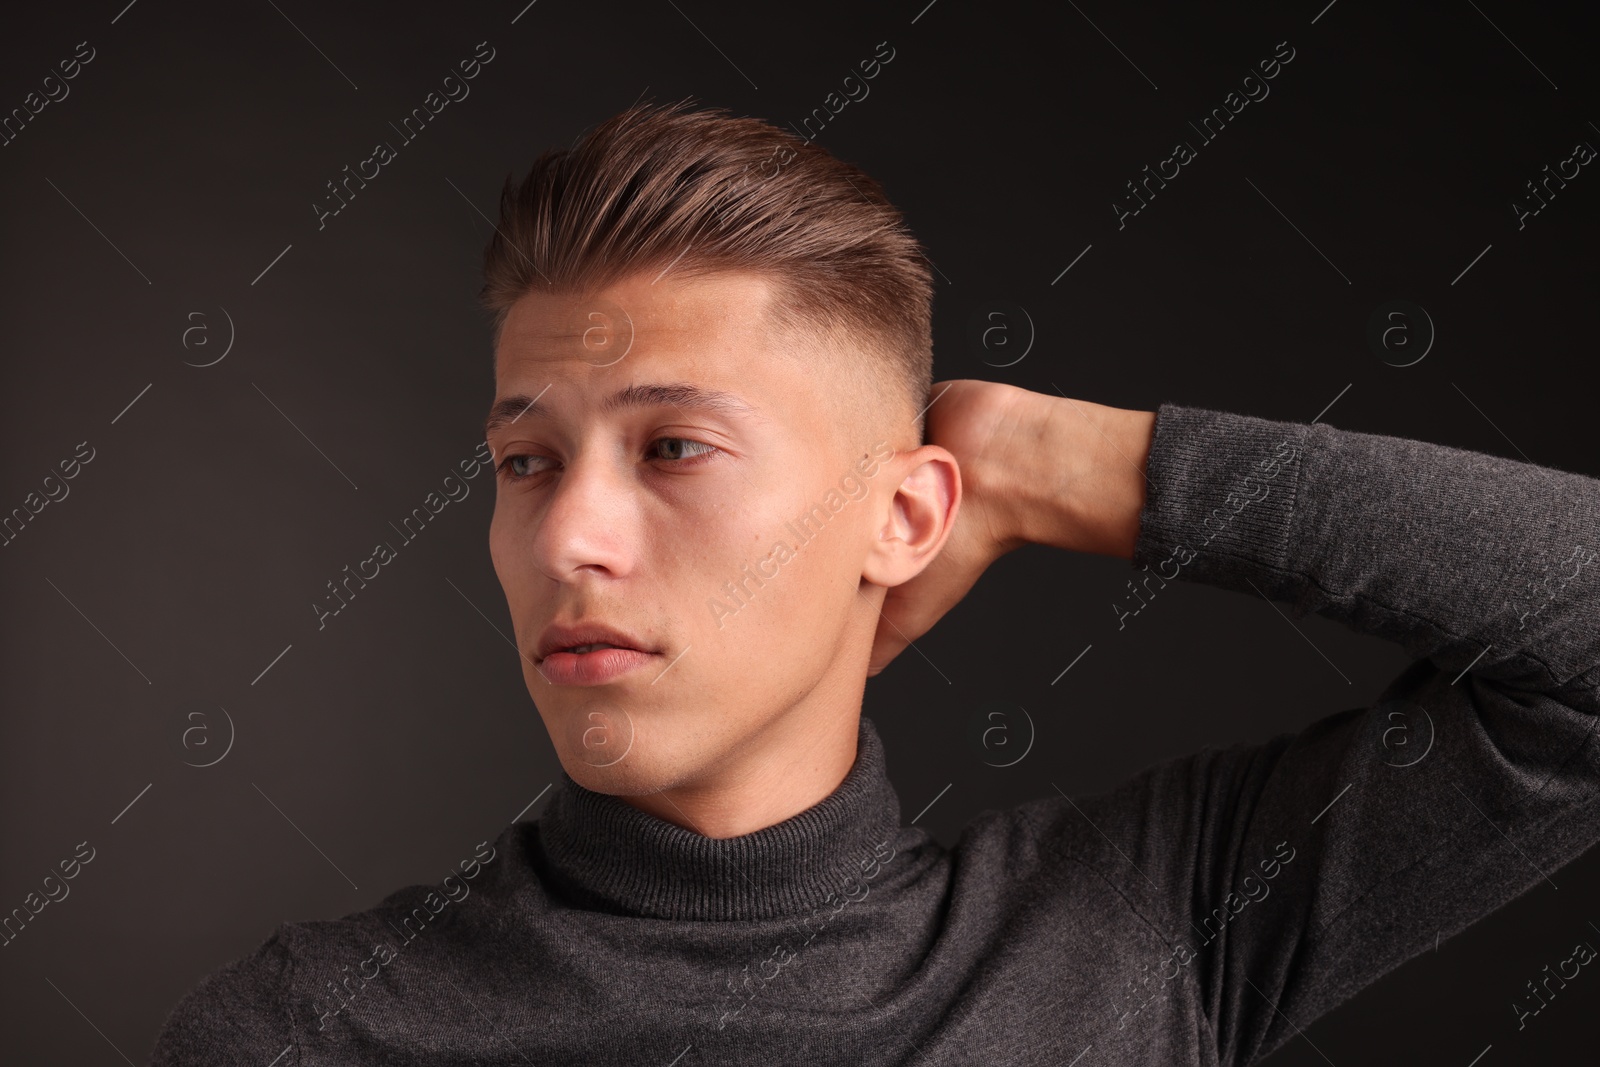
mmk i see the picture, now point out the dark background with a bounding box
[2,0,1596,1063]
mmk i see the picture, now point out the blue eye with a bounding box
[652,437,718,462]
[495,454,545,480]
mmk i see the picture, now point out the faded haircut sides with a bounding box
[477,97,934,441]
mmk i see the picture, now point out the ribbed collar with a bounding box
[534,716,902,921]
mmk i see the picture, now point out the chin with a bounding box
[540,697,743,798]
[560,724,721,800]
[545,708,659,796]
[557,756,615,792]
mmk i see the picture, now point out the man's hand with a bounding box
[866,380,1156,677]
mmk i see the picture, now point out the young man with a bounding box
[151,101,1600,1065]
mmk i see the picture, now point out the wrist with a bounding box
[1018,395,1156,560]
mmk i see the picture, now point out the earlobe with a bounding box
[861,445,960,588]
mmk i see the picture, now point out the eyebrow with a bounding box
[484,382,758,437]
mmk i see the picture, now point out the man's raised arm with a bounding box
[1006,395,1600,1065]
[874,381,1600,1063]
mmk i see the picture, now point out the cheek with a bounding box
[487,502,542,614]
[487,506,516,581]
[688,501,859,647]
[676,517,766,600]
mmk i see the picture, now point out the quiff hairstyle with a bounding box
[478,98,934,438]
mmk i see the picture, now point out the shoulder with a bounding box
[149,825,528,1064]
[148,924,298,1066]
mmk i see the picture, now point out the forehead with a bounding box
[493,270,791,375]
[486,270,863,449]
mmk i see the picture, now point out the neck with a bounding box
[535,714,902,921]
[619,704,862,839]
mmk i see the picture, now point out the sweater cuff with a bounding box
[1130,403,1311,591]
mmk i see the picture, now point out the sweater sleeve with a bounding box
[147,926,298,1066]
[1050,403,1600,1066]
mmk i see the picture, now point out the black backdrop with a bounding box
[2,1,1596,1063]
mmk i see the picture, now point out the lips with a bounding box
[535,622,655,663]
[538,646,659,687]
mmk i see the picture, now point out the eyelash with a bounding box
[493,437,722,482]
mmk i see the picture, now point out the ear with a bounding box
[861,445,961,588]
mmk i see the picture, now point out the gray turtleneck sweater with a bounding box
[148,403,1600,1065]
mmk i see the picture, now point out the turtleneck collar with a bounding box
[533,716,902,921]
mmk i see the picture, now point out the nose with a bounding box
[527,447,637,582]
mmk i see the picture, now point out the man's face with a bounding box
[487,270,902,800]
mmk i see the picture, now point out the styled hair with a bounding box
[478,97,934,437]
